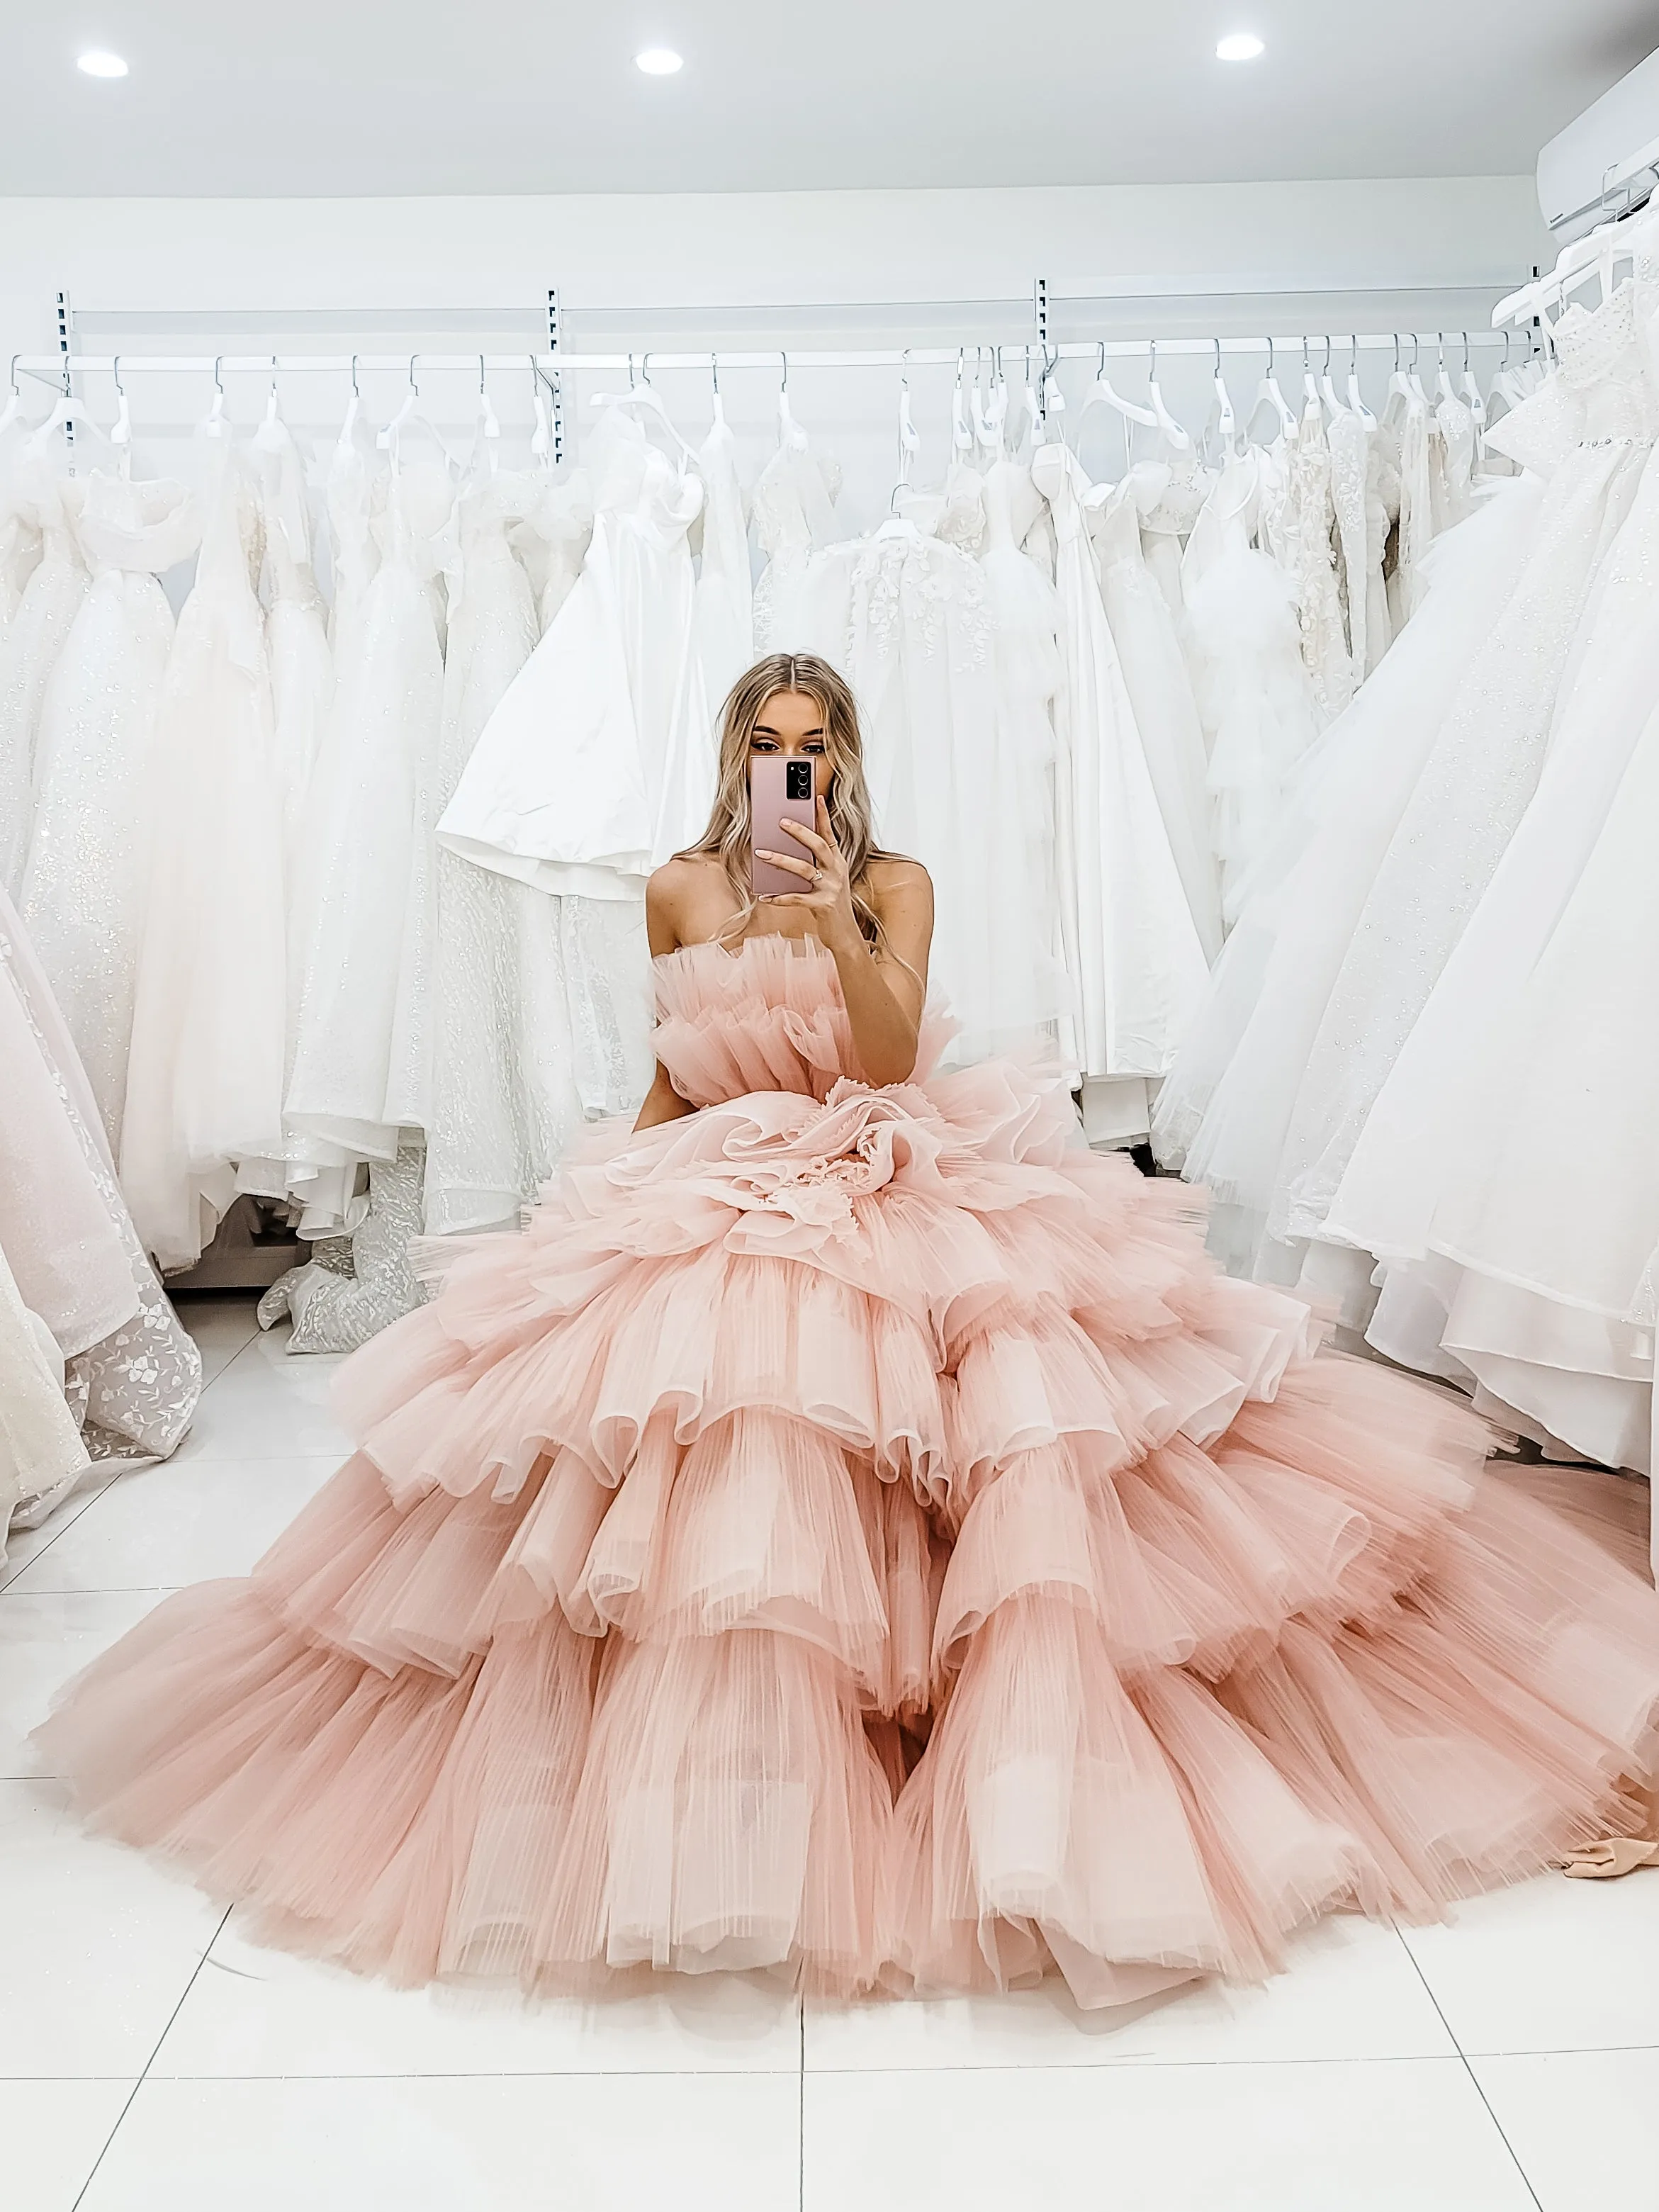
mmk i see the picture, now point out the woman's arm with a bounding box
[634,863,699,1131]
[757,802,933,1085]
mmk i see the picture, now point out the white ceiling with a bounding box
[4,1,1655,198]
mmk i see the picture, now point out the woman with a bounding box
[40,654,1659,2009]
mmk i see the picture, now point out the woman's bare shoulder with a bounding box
[866,853,933,908]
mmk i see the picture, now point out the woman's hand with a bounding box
[755,796,861,950]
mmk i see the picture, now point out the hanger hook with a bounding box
[709,351,719,395]
[1321,334,1331,374]
[955,345,965,389]
[7,352,19,397]
[213,354,225,395]
[780,349,789,393]
[1149,336,1159,381]
[626,352,636,388]
[900,346,910,391]
[111,352,125,396]
[641,351,653,385]
[1301,334,1310,374]
[1213,336,1222,374]
[408,354,420,395]
[1264,335,1275,375]
[269,352,279,398]
[478,352,487,395]
[350,352,359,398]
[1461,330,1470,374]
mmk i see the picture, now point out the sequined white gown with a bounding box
[20,470,201,1153]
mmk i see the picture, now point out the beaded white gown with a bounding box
[0,454,86,900]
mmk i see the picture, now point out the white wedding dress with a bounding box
[0,884,200,1488]
[437,403,712,899]
[1032,439,1208,1109]
[1269,283,1653,1270]
[286,436,451,1165]
[750,424,841,653]
[424,465,587,1236]
[20,469,201,1152]
[1086,471,1222,962]
[794,478,1068,1064]
[693,410,754,713]
[0,456,87,899]
[1152,472,1543,1277]
[120,437,288,1270]
[1181,445,1319,927]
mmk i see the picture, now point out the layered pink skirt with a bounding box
[38,1048,1659,2008]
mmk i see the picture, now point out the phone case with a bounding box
[749,756,818,897]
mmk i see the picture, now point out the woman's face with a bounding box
[748,690,832,799]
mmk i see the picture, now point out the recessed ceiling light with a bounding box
[77,48,130,77]
[1215,32,1264,60]
[635,47,683,75]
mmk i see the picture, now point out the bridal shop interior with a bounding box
[8,4,1659,2206]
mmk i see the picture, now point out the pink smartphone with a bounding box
[749,756,817,897]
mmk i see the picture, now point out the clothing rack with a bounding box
[35,275,1524,472]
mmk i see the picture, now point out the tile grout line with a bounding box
[69,1902,235,2212]
[1395,1927,1544,2212]
[798,1996,806,2212]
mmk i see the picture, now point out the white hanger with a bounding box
[1458,332,1487,434]
[26,376,116,471]
[1317,335,1347,420]
[1254,337,1298,437]
[1406,333,1429,408]
[1079,341,1159,430]
[530,364,553,466]
[108,354,133,448]
[1210,337,1237,447]
[951,348,975,459]
[708,352,727,436]
[378,354,456,465]
[590,355,699,468]
[975,348,1009,461]
[337,355,361,453]
[1299,335,1321,413]
[1344,334,1376,427]
[1144,339,1191,452]
[775,351,806,454]
[199,355,231,441]
[1434,333,1459,408]
[1040,345,1067,429]
[882,349,922,518]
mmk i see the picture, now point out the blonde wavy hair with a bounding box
[685,653,904,954]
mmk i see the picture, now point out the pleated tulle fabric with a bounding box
[38,937,1659,2006]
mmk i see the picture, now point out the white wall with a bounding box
[0,176,1553,529]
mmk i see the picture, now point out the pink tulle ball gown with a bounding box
[38,936,1659,2009]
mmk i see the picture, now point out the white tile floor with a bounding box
[4,1293,1658,2210]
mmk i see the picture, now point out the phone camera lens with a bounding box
[787,762,811,799]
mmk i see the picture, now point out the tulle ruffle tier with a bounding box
[37,948,1659,2006]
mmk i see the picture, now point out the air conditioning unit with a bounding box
[1539,47,1659,242]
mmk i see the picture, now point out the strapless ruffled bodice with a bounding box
[651,936,954,1106]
